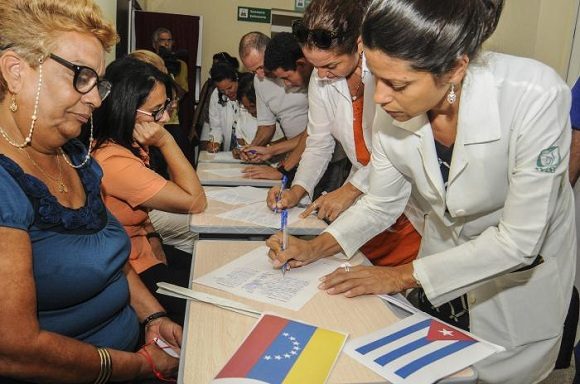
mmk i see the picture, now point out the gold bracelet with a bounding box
[94,347,113,384]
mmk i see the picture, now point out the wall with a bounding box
[94,0,118,65]
[486,0,577,81]
[142,0,578,83]
[142,0,295,82]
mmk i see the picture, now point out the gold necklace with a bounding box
[20,148,68,193]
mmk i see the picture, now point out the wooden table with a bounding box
[197,162,279,187]
[178,241,477,384]
[190,187,327,237]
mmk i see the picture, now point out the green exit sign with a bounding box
[237,7,271,24]
[294,0,311,11]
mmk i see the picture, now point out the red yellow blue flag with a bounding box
[213,313,347,384]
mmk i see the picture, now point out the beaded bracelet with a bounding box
[94,347,112,384]
[142,311,169,328]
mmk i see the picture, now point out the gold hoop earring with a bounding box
[447,83,457,104]
[9,94,17,112]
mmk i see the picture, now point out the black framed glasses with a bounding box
[137,98,172,122]
[292,19,342,49]
[49,53,112,101]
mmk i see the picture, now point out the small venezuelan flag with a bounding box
[213,313,347,384]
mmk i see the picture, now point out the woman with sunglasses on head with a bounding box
[0,0,184,382]
[268,0,575,382]
[92,56,207,326]
[269,0,421,267]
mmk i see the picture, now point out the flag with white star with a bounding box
[213,313,347,384]
[345,313,504,384]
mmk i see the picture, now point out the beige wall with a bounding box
[143,0,578,82]
[94,0,118,65]
[142,0,295,82]
[486,0,578,80]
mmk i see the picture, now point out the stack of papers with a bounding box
[206,186,269,205]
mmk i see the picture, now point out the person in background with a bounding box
[0,0,181,381]
[267,0,575,382]
[268,3,420,267]
[206,62,243,153]
[238,32,313,182]
[92,56,207,326]
[151,27,193,165]
[196,51,240,150]
[241,32,312,182]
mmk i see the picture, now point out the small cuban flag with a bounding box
[345,313,505,384]
[213,313,347,384]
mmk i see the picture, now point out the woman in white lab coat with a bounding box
[207,62,241,153]
[266,0,575,383]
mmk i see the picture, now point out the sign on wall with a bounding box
[294,0,311,11]
[237,6,271,24]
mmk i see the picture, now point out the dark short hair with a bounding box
[237,72,256,105]
[209,62,239,83]
[264,32,304,72]
[302,0,371,55]
[212,51,240,71]
[362,0,505,77]
[92,56,172,157]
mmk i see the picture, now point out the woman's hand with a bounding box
[242,165,282,180]
[318,263,416,298]
[265,233,322,269]
[300,184,362,221]
[133,121,171,148]
[242,145,272,162]
[136,341,179,380]
[206,141,221,153]
[144,316,183,350]
[148,236,167,264]
[266,185,304,211]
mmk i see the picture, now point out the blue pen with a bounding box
[274,175,288,213]
[280,209,290,275]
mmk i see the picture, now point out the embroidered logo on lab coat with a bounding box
[536,146,560,173]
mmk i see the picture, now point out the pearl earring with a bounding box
[447,83,457,104]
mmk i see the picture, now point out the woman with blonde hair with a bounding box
[0,0,182,381]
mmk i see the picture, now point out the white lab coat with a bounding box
[293,58,376,196]
[208,88,238,151]
[326,52,576,383]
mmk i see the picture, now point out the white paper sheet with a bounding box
[202,167,244,178]
[216,202,307,228]
[206,186,269,205]
[192,246,345,310]
[206,151,242,163]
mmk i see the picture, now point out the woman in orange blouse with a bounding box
[92,57,206,325]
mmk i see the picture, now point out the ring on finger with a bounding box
[341,262,351,273]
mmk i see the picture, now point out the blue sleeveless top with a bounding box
[0,140,139,352]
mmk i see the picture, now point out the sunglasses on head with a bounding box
[137,98,172,122]
[292,19,341,50]
[49,53,112,101]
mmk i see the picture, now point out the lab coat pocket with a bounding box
[495,259,564,347]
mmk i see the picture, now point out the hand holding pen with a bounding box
[280,209,290,276]
[274,175,288,213]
